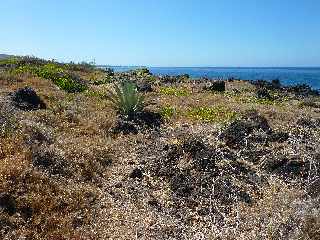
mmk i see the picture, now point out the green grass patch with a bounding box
[186,106,238,123]
[85,90,107,99]
[159,87,191,96]
[160,106,176,120]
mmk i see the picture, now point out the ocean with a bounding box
[109,67,320,90]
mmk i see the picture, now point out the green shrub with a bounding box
[159,87,191,96]
[160,106,175,119]
[106,81,144,119]
[187,106,237,123]
[135,68,151,76]
[14,63,87,93]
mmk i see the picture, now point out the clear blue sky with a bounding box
[1,0,320,67]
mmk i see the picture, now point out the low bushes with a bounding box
[14,63,87,93]
[1,57,87,93]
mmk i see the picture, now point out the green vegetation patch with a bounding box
[159,86,191,96]
[106,81,144,119]
[14,63,87,93]
[186,106,238,123]
[160,106,176,120]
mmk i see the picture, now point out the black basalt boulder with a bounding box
[11,87,46,111]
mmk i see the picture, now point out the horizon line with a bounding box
[98,65,320,68]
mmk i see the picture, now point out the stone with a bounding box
[129,168,143,179]
[11,87,46,110]
[206,81,226,92]
[0,193,16,215]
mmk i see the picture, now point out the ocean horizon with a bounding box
[103,66,320,90]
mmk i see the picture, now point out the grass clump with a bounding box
[85,90,107,99]
[159,86,191,96]
[107,81,144,119]
[186,106,238,123]
[160,106,176,120]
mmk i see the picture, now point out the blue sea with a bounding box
[109,67,320,90]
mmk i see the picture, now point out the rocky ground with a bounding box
[0,57,320,239]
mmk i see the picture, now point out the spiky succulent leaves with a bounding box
[106,81,144,119]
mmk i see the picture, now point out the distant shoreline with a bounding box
[97,66,320,90]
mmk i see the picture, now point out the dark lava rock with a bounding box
[32,147,69,176]
[19,205,33,221]
[251,79,281,90]
[11,87,46,111]
[129,168,144,179]
[220,120,252,148]
[211,178,252,205]
[205,81,226,92]
[136,82,153,92]
[243,110,272,132]
[296,117,320,129]
[113,119,138,134]
[150,144,181,177]
[267,131,290,143]
[159,74,188,84]
[220,111,271,148]
[113,111,163,135]
[170,171,194,197]
[271,79,281,89]
[286,84,319,97]
[240,148,271,163]
[147,199,162,211]
[104,67,114,76]
[0,193,16,215]
[182,138,216,171]
[263,155,309,177]
[256,88,273,100]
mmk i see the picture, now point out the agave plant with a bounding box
[107,81,144,119]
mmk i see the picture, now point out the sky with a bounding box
[1,0,320,67]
